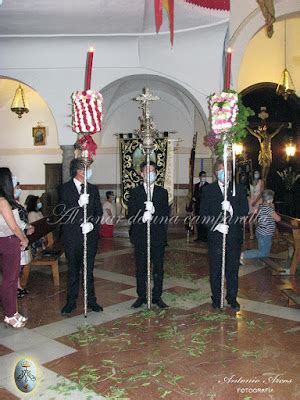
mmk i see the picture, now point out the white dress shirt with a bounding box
[73,178,83,194]
[143,183,154,200]
[218,180,225,195]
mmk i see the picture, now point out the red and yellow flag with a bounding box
[154,0,175,46]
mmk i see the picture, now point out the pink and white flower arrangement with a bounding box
[72,90,103,134]
[209,91,238,136]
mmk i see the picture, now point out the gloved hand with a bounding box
[221,200,233,217]
[142,210,153,223]
[144,201,155,214]
[80,222,94,235]
[213,223,229,235]
[78,193,89,207]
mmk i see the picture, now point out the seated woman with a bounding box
[25,195,46,256]
[100,191,116,238]
[14,181,34,298]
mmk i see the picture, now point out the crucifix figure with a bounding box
[247,107,284,183]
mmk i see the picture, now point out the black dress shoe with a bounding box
[131,297,147,308]
[152,298,169,309]
[212,300,221,309]
[87,302,103,312]
[228,300,240,311]
[61,303,76,315]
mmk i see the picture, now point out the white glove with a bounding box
[221,200,233,217]
[213,223,229,235]
[144,201,155,214]
[78,193,89,207]
[142,210,153,223]
[80,222,94,235]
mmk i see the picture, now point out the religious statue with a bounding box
[257,0,275,38]
[246,107,283,183]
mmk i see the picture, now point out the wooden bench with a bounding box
[262,214,300,276]
[20,216,63,287]
[281,289,300,306]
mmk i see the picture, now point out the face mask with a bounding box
[86,169,93,180]
[254,173,260,179]
[37,202,42,210]
[14,188,22,199]
[217,169,225,183]
[12,176,18,188]
[149,171,157,184]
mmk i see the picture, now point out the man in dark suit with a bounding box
[193,170,209,241]
[59,158,103,315]
[128,161,170,309]
[200,160,249,311]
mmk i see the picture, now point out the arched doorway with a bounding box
[91,74,211,216]
[241,82,300,216]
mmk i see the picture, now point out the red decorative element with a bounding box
[79,134,97,160]
[184,0,230,11]
[85,48,94,91]
[154,0,175,46]
[72,90,103,133]
[224,48,232,90]
[154,0,163,33]
[165,0,174,47]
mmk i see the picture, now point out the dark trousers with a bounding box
[63,236,98,305]
[196,221,207,240]
[195,207,207,240]
[208,233,241,302]
[134,245,165,300]
[0,236,20,317]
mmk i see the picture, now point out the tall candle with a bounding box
[224,47,232,90]
[85,47,94,91]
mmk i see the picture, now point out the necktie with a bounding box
[80,184,84,194]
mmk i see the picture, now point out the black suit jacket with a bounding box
[199,182,248,244]
[128,184,169,247]
[193,181,209,213]
[58,180,102,244]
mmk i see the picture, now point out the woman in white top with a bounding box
[248,170,264,239]
[0,168,29,329]
[100,191,116,238]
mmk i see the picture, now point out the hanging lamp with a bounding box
[276,20,295,100]
[11,85,29,118]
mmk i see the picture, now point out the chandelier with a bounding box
[11,85,29,118]
[276,20,295,100]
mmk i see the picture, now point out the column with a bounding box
[61,145,75,183]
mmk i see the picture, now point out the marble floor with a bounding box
[0,231,299,400]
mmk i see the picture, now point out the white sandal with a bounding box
[14,312,28,323]
[4,316,25,329]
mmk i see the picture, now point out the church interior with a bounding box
[0,1,299,399]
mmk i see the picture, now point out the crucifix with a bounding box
[246,106,286,183]
[133,88,159,309]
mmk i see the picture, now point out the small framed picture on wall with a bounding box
[32,126,46,146]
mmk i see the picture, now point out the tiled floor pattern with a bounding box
[0,234,299,399]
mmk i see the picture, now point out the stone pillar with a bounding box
[61,145,75,183]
